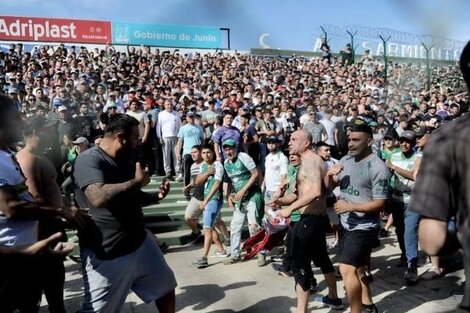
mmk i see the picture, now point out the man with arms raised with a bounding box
[277,130,342,313]
[325,121,390,313]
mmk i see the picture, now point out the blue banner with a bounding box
[112,22,220,48]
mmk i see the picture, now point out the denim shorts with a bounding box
[203,199,222,229]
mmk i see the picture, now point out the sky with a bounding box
[1,0,469,51]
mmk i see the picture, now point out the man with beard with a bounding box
[74,113,176,312]
[325,121,390,313]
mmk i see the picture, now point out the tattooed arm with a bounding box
[284,155,324,213]
[84,180,139,208]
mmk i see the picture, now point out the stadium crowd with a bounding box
[1,40,470,313]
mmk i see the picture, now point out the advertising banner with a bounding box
[0,16,111,44]
[112,22,220,48]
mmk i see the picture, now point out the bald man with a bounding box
[274,130,342,313]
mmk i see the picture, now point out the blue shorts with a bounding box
[203,199,222,229]
[79,233,177,312]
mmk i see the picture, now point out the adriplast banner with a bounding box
[0,16,111,44]
[112,22,220,48]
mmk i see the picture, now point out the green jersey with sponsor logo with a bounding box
[199,161,224,201]
[224,152,264,224]
[224,152,257,193]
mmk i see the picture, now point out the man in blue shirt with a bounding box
[176,112,204,198]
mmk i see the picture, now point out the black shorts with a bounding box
[339,228,379,268]
[291,215,335,291]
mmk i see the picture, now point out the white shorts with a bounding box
[79,234,177,312]
[184,197,202,220]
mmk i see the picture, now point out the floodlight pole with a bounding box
[421,42,434,91]
[379,35,391,83]
[346,30,358,63]
[320,26,328,43]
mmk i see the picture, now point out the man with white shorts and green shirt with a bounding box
[222,139,264,264]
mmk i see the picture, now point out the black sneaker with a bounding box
[404,266,418,284]
[271,263,292,277]
[315,295,344,310]
[396,256,407,268]
[310,279,319,294]
[365,271,374,283]
[187,231,202,244]
[362,303,379,313]
[159,242,169,253]
[378,228,389,239]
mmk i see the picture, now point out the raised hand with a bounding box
[135,162,150,188]
[156,178,171,201]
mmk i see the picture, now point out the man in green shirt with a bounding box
[222,139,264,264]
[192,144,226,268]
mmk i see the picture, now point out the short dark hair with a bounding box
[103,113,139,137]
[191,144,202,151]
[315,141,329,150]
[201,143,215,153]
[0,95,20,131]
[22,116,46,138]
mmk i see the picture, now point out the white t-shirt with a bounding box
[0,149,37,246]
[264,151,288,192]
[126,110,149,139]
[320,119,336,146]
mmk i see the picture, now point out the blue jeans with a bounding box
[392,199,420,266]
[404,204,420,266]
[258,143,268,175]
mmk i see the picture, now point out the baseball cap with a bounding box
[347,118,373,135]
[414,127,430,138]
[266,136,279,143]
[222,139,237,147]
[72,137,89,145]
[186,112,195,117]
[57,105,68,112]
[399,130,415,141]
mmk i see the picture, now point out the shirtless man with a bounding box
[17,118,69,313]
[0,96,75,313]
[275,130,342,313]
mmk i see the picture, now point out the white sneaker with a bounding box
[328,240,339,249]
[176,174,183,182]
